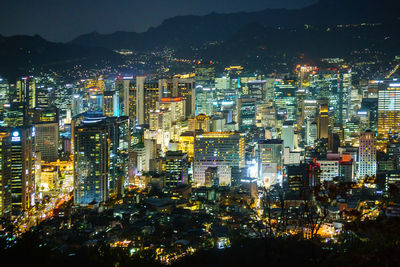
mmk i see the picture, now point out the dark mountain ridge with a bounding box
[0,34,120,80]
[70,0,400,51]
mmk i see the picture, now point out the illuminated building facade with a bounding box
[306,120,317,147]
[157,97,185,122]
[204,167,218,187]
[165,151,188,188]
[0,132,12,218]
[189,114,210,132]
[282,121,295,151]
[194,132,244,186]
[377,81,400,140]
[358,130,377,178]
[258,139,283,187]
[0,78,9,118]
[274,79,297,120]
[102,91,115,117]
[136,77,161,125]
[159,78,195,117]
[195,85,215,116]
[247,80,266,101]
[34,122,59,162]
[74,122,109,205]
[195,63,215,86]
[317,104,329,139]
[115,76,131,117]
[39,165,58,191]
[16,76,36,108]
[10,127,34,213]
[178,132,195,162]
[237,98,257,130]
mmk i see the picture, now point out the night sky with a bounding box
[0,0,316,42]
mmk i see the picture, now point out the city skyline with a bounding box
[0,0,399,266]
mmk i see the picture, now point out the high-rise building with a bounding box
[317,154,340,182]
[195,62,215,86]
[195,85,215,116]
[317,104,329,139]
[247,80,266,101]
[105,116,130,195]
[258,139,283,187]
[194,132,245,186]
[306,120,318,147]
[285,164,308,191]
[204,167,218,187]
[310,69,352,125]
[159,78,195,117]
[0,78,10,118]
[274,78,297,120]
[0,132,12,218]
[102,91,115,117]
[189,114,210,132]
[34,123,59,163]
[33,108,59,163]
[358,130,377,178]
[136,77,161,125]
[16,76,36,108]
[165,151,188,188]
[157,97,185,122]
[281,121,295,151]
[74,122,109,205]
[115,76,131,117]
[237,98,257,130]
[10,127,34,213]
[377,80,400,140]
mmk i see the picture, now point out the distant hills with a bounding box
[0,0,399,79]
[0,34,120,80]
[70,0,400,51]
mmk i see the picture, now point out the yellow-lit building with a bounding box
[0,132,12,218]
[193,132,245,186]
[39,165,59,191]
[178,132,195,162]
[189,114,210,132]
[378,81,400,141]
[157,97,185,122]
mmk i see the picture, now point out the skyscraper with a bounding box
[306,120,318,147]
[0,78,10,119]
[281,121,295,151]
[157,97,185,122]
[237,98,257,131]
[74,122,109,205]
[165,151,188,188]
[195,85,215,116]
[377,80,400,140]
[159,78,195,117]
[194,132,245,186]
[102,91,115,117]
[247,80,266,101]
[317,103,329,139]
[136,77,161,125]
[115,76,131,117]
[358,130,377,178]
[0,132,12,218]
[16,76,36,108]
[258,139,283,187]
[10,127,34,213]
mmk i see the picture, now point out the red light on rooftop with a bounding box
[161,97,182,102]
[342,154,351,162]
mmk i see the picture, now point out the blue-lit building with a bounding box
[73,114,130,204]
